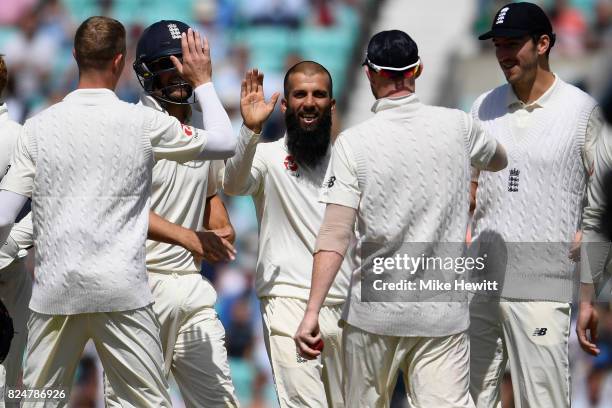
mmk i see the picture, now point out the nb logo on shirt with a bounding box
[326,176,336,188]
[532,327,548,336]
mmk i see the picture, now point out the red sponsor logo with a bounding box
[284,155,299,173]
[181,123,193,137]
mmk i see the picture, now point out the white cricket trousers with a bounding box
[343,323,474,408]
[0,260,32,408]
[469,299,571,408]
[260,297,344,408]
[22,306,171,408]
[105,272,239,407]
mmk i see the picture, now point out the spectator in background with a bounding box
[550,0,588,55]
[239,0,307,28]
[586,0,612,49]
[4,8,59,112]
[0,0,36,25]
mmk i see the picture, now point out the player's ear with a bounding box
[415,62,423,79]
[112,53,125,74]
[281,98,287,113]
[364,66,372,81]
[72,48,76,61]
[330,98,336,111]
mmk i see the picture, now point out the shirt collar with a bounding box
[371,93,421,114]
[63,88,119,105]
[506,74,559,111]
[139,94,165,112]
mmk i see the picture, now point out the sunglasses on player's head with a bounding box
[148,55,182,72]
[365,58,421,79]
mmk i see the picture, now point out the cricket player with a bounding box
[469,3,604,407]
[577,122,612,359]
[294,30,507,407]
[0,54,34,408]
[103,20,239,407]
[0,16,235,407]
[223,63,355,407]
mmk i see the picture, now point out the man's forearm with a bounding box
[193,84,236,160]
[204,194,235,244]
[223,125,261,196]
[148,210,193,248]
[305,251,344,315]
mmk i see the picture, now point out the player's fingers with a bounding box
[241,79,247,99]
[221,237,237,255]
[295,337,321,359]
[245,70,252,95]
[202,35,210,58]
[258,71,265,86]
[193,30,203,57]
[170,55,183,74]
[180,32,190,61]
[187,28,198,58]
[249,69,258,93]
[267,92,280,110]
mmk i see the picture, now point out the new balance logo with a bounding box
[533,328,548,336]
[168,24,182,39]
[508,168,520,192]
[496,7,510,25]
[326,176,336,188]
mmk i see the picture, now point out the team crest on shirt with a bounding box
[181,123,194,137]
[507,168,520,192]
[284,155,300,177]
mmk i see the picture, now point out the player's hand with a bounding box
[569,230,582,262]
[211,225,236,245]
[294,312,322,360]
[240,69,279,134]
[576,301,600,356]
[186,230,236,264]
[170,28,212,87]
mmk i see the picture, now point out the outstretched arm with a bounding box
[223,69,279,196]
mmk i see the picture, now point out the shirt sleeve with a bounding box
[0,125,35,197]
[581,124,612,285]
[582,106,604,176]
[464,114,498,170]
[147,83,235,163]
[319,133,361,210]
[223,125,267,196]
[207,160,224,198]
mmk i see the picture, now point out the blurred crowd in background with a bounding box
[0,0,611,407]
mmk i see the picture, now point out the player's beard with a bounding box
[285,106,332,168]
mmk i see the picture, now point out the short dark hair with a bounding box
[74,16,126,71]
[283,61,333,98]
[0,55,6,95]
[530,32,554,58]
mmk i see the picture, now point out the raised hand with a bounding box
[240,68,280,134]
[170,28,212,87]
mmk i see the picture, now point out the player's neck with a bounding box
[77,70,118,91]
[511,66,554,105]
[164,103,191,123]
